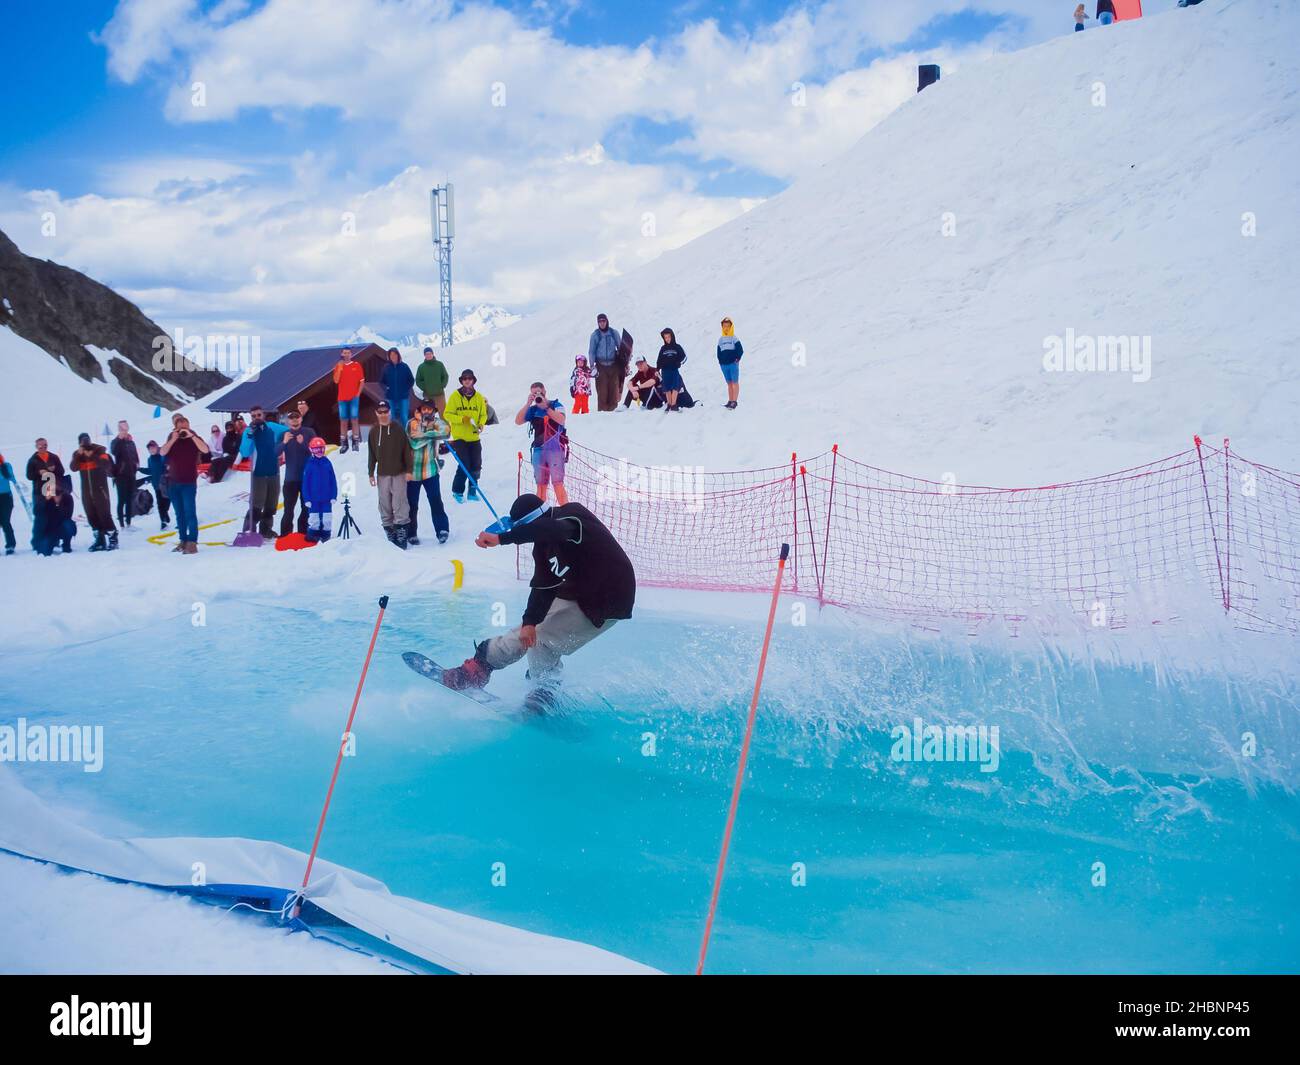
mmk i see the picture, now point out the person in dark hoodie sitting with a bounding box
[441,493,636,711]
[72,433,118,551]
[655,327,687,412]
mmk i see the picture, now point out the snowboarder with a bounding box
[445,369,489,504]
[416,346,450,414]
[381,347,415,428]
[441,494,636,709]
[302,437,338,542]
[367,399,413,549]
[656,327,687,412]
[161,415,209,553]
[570,355,593,414]
[516,382,569,505]
[588,313,624,411]
[333,346,365,452]
[110,420,140,528]
[406,401,451,546]
[717,317,744,409]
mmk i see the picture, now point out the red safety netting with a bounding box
[516,439,1300,635]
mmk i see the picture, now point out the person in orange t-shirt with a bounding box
[333,346,366,452]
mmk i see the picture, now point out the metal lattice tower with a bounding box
[430,183,455,349]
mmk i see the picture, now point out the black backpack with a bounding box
[133,487,154,515]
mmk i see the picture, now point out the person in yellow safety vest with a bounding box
[444,368,490,503]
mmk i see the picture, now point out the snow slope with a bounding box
[0,325,166,459]
[442,0,1299,482]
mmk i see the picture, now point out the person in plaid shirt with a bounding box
[406,399,451,545]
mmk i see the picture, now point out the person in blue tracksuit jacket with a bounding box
[238,405,290,538]
[381,348,416,428]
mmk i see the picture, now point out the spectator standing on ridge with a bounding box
[109,420,140,528]
[716,317,744,409]
[381,347,415,428]
[238,405,290,540]
[333,346,365,452]
[72,432,118,551]
[0,452,17,555]
[570,355,593,414]
[25,438,64,550]
[367,399,413,549]
[161,414,208,554]
[406,400,451,546]
[445,368,489,504]
[416,346,450,414]
[517,381,568,505]
[1074,5,1089,31]
[656,327,687,413]
[278,409,313,538]
[623,357,660,409]
[1096,0,1115,25]
[588,313,624,411]
[302,437,338,542]
[143,440,170,530]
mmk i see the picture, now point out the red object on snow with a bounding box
[274,532,318,551]
[1114,0,1142,19]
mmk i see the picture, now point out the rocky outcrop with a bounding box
[0,228,230,407]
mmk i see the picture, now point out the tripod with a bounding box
[338,496,362,539]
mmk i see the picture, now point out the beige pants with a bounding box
[376,474,410,527]
[484,598,615,682]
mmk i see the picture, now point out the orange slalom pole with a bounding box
[696,544,789,975]
[294,594,389,918]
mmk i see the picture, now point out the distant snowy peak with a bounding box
[349,304,520,354]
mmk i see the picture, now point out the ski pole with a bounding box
[443,442,503,525]
[695,543,789,975]
[294,595,388,920]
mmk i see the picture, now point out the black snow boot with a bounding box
[442,640,493,690]
[89,532,107,552]
[107,530,119,550]
[394,526,408,550]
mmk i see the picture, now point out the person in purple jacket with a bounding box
[301,437,338,542]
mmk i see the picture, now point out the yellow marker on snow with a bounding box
[451,559,464,590]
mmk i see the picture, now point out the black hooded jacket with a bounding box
[499,502,636,628]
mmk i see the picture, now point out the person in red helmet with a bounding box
[442,493,636,710]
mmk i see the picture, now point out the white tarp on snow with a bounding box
[0,768,657,975]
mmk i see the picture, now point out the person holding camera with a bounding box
[160,415,209,553]
[515,381,568,505]
[405,401,451,545]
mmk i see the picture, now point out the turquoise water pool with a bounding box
[2,591,1297,973]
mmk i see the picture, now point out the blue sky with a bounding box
[0,0,1058,339]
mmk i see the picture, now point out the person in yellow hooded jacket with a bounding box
[716,316,744,409]
[444,368,490,503]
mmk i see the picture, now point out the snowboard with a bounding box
[616,329,634,375]
[402,651,502,707]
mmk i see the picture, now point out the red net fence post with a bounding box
[1194,435,1229,612]
[556,440,1300,635]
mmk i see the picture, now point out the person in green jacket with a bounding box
[415,346,450,414]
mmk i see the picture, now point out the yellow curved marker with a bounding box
[451,559,464,590]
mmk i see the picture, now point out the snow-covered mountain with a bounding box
[348,304,520,354]
[444,0,1300,483]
